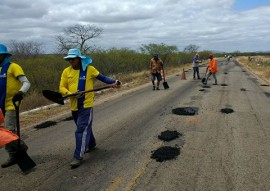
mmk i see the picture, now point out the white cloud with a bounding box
[1,0,270,53]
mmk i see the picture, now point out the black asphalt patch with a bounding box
[202,85,211,88]
[151,146,180,162]
[34,121,57,129]
[264,92,270,97]
[158,130,182,142]
[172,107,198,116]
[220,108,234,114]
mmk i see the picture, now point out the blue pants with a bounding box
[72,108,96,159]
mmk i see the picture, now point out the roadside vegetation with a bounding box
[237,56,270,84]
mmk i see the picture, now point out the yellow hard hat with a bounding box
[0,109,4,124]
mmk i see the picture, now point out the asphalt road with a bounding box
[1,58,270,191]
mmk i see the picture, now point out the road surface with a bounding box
[1,58,270,191]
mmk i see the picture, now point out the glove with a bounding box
[116,80,122,86]
[12,91,24,102]
[112,80,122,88]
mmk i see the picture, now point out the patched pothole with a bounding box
[202,85,211,88]
[172,107,198,116]
[158,130,182,142]
[220,108,234,114]
[151,146,180,162]
[264,92,270,97]
[34,121,57,129]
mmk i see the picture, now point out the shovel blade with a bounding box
[201,77,206,83]
[42,90,65,105]
[163,81,169,89]
[15,150,36,173]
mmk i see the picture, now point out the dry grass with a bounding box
[237,56,270,84]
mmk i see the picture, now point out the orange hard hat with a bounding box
[0,109,4,124]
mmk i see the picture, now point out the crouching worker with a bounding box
[59,49,122,168]
[0,109,19,149]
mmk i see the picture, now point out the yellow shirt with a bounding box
[0,62,24,111]
[59,65,99,111]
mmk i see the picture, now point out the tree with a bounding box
[55,24,103,54]
[8,40,44,59]
[183,44,200,53]
[139,43,178,63]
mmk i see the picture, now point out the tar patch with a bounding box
[202,85,211,88]
[172,107,198,116]
[151,146,180,162]
[34,121,57,129]
[158,130,182,142]
[220,108,234,114]
[264,92,270,97]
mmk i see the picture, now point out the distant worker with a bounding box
[192,53,201,80]
[0,43,31,168]
[203,54,218,85]
[150,54,163,90]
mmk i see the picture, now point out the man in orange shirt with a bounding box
[203,54,218,85]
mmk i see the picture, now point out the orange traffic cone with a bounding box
[181,68,186,80]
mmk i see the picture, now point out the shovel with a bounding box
[162,66,169,89]
[43,86,113,105]
[201,67,208,84]
[13,100,36,174]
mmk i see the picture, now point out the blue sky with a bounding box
[233,0,270,10]
[1,0,270,53]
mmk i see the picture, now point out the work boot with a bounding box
[1,157,16,168]
[156,87,160,90]
[153,86,155,90]
[70,158,82,168]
